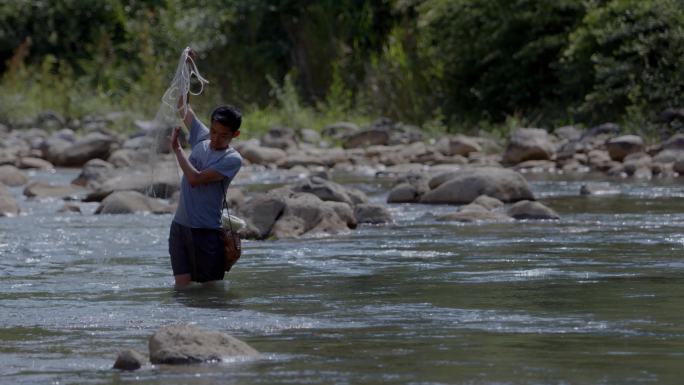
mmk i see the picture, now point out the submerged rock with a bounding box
[113,349,146,371]
[507,200,559,220]
[354,203,392,224]
[149,324,259,365]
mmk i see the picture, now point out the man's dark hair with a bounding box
[210,105,242,132]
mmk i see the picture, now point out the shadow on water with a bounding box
[171,281,244,310]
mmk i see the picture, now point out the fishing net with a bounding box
[143,47,209,200]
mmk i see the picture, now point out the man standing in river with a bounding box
[168,50,243,287]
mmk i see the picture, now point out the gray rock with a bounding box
[16,157,54,170]
[354,203,392,224]
[23,181,88,200]
[240,144,287,165]
[299,128,322,144]
[502,128,556,165]
[554,126,583,141]
[652,149,684,164]
[662,133,684,151]
[472,195,504,210]
[324,201,357,228]
[674,159,684,175]
[57,202,82,214]
[107,149,134,168]
[276,155,326,169]
[342,129,390,149]
[49,132,119,167]
[322,122,359,139]
[72,159,115,187]
[270,192,349,238]
[622,153,651,175]
[113,349,146,371]
[94,190,173,214]
[422,167,534,204]
[436,135,482,156]
[240,194,287,239]
[0,165,28,186]
[507,200,559,220]
[579,183,620,196]
[261,126,297,150]
[292,176,367,206]
[85,163,180,201]
[436,209,513,223]
[0,183,20,217]
[387,183,420,203]
[149,324,259,365]
[606,135,644,162]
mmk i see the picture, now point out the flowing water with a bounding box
[1,168,683,385]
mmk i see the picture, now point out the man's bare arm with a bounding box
[170,127,224,187]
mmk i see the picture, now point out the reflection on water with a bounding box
[0,170,683,384]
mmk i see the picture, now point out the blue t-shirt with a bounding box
[173,117,242,229]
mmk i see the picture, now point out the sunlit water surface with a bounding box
[1,169,683,385]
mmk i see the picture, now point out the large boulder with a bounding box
[149,324,259,365]
[94,190,173,214]
[354,203,392,224]
[239,193,287,239]
[0,183,20,217]
[49,132,119,167]
[507,200,559,220]
[606,135,644,162]
[0,165,28,186]
[322,121,359,139]
[23,181,89,200]
[270,192,349,238]
[502,128,556,165]
[421,167,534,204]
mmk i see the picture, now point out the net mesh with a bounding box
[144,47,209,200]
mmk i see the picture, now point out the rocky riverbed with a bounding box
[1,116,682,236]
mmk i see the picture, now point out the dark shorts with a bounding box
[169,221,225,283]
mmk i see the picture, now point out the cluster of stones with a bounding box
[113,324,260,371]
[2,112,683,234]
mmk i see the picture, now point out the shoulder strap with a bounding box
[221,179,235,233]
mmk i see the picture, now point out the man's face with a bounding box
[209,120,239,150]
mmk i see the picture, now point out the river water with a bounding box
[1,168,683,385]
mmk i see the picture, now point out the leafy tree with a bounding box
[562,0,684,125]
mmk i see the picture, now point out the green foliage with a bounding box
[563,0,684,126]
[0,0,682,138]
[418,0,586,124]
